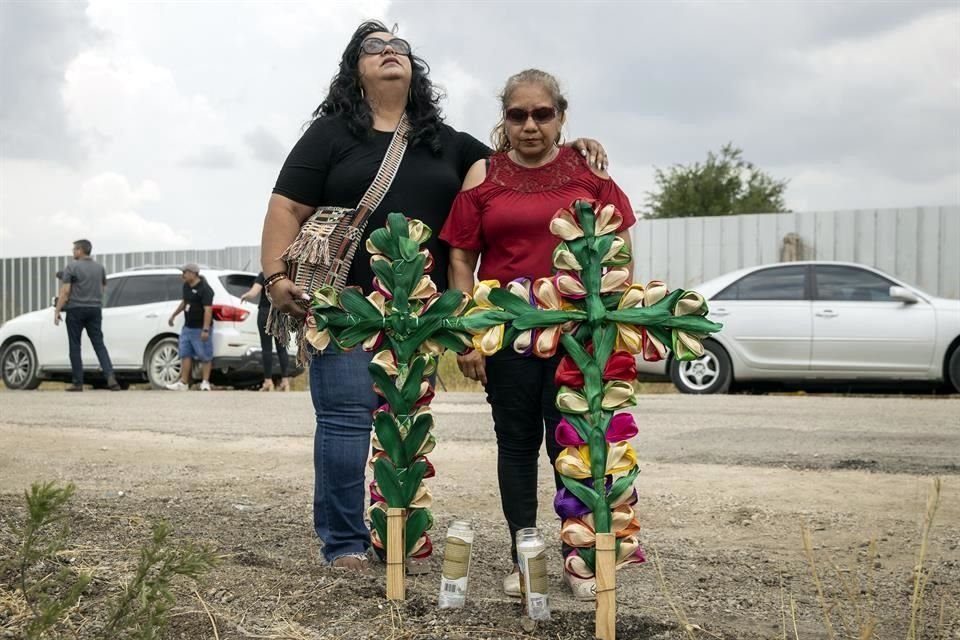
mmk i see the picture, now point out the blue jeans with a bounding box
[309,348,378,562]
[65,306,114,386]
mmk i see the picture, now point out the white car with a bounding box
[637,261,960,394]
[0,266,299,390]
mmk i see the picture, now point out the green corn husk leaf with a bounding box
[339,287,381,319]
[370,508,387,547]
[403,289,468,349]
[373,411,405,467]
[398,236,420,261]
[428,329,472,354]
[592,235,615,263]
[606,466,640,506]
[373,457,404,507]
[574,200,597,237]
[398,459,429,506]
[560,474,603,513]
[333,323,383,349]
[452,309,516,333]
[403,412,434,462]
[405,508,431,555]
[512,310,584,330]
[588,428,608,484]
[578,546,596,572]
[559,334,603,388]
[399,356,428,408]
[371,258,397,293]
[601,294,623,310]
[369,228,397,258]
[487,287,535,316]
[386,211,410,239]
[368,364,406,413]
[594,324,618,371]
[392,253,427,304]
[564,412,594,445]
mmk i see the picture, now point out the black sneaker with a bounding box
[66,385,83,392]
[107,377,122,391]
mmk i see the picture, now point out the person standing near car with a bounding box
[54,239,122,392]
[165,264,214,391]
[238,273,291,391]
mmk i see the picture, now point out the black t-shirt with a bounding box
[182,278,215,329]
[272,115,491,292]
[254,272,270,309]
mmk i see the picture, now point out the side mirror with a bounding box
[889,286,918,304]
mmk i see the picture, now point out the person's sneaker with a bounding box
[564,571,597,601]
[200,380,212,391]
[65,384,83,392]
[165,381,189,391]
[107,377,122,391]
[502,568,521,598]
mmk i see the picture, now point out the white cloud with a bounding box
[44,172,188,252]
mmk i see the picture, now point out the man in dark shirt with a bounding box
[165,264,215,391]
[53,239,121,391]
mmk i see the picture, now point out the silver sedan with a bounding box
[637,261,960,393]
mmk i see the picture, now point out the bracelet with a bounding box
[264,272,289,289]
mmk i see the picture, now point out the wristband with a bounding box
[264,272,289,289]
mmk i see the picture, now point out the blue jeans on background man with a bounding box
[65,306,115,386]
[309,348,378,563]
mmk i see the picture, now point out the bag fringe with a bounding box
[280,226,333,267]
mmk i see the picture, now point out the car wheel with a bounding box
[947,346,960,394]
[1,340,41,390]
[145,337,181,389]
[669,340,732,394]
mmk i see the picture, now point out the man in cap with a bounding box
[54,239,122,391]
[166,263,215,391]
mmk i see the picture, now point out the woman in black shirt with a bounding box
[262,19,606,571]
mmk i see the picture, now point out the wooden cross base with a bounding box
[386,508,406,601]
[595,533,617,640]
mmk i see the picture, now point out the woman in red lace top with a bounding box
[439,69,636,600]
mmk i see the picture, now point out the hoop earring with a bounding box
[360,85,366,100]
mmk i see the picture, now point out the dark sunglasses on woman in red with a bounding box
[504,107,558,125]
[360,37,412,56]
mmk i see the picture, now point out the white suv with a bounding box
[0,266,299,389]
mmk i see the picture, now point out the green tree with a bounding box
[643,143,789,219]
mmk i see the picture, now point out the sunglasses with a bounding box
[504,107,558,125]
[360,37,411,56]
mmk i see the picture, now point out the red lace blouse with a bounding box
[439,146,635,284]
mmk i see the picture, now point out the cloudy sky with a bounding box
[0,0,957,258]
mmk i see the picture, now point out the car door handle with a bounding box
[145,313,159,319]
[815,310,838,318]
[711,307,729,317]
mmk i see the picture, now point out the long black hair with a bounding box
[314,20,444,153]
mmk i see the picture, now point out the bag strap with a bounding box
[353,113,411,219]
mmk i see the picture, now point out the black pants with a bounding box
[257,306,289,382]
[65,306,114,386]
[484,349,564,563]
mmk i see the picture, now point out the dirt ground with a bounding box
[0,391,958,639]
